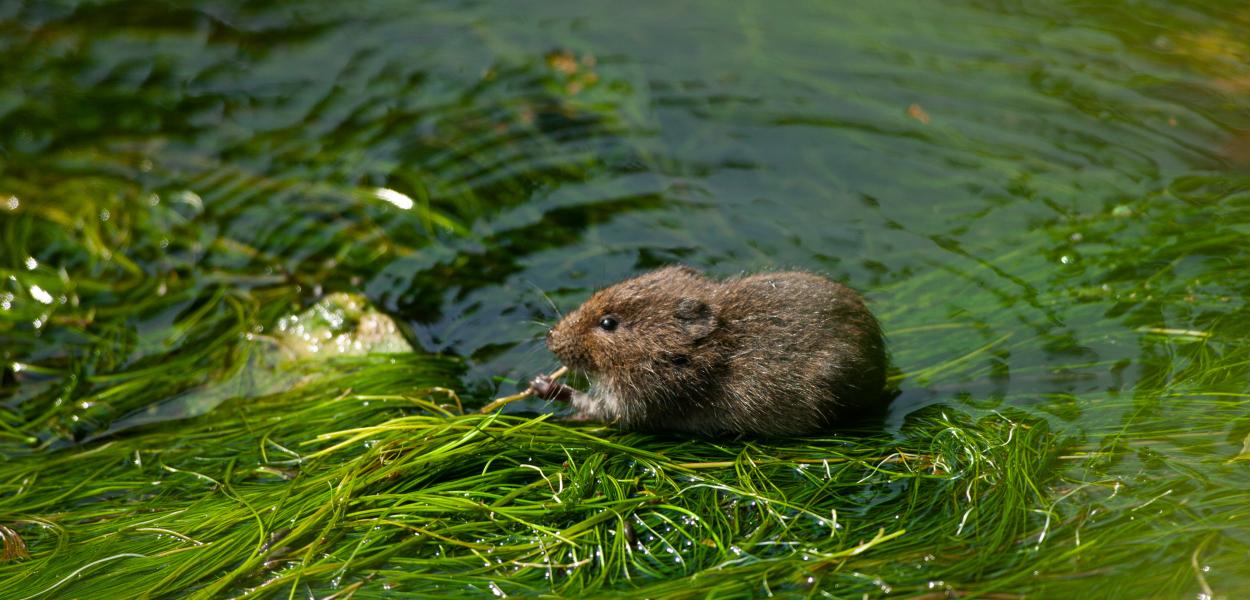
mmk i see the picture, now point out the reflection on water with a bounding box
[2,0,1250,593]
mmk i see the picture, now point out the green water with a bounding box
[2,0,1249,597]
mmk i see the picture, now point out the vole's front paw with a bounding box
[530,374,572,401]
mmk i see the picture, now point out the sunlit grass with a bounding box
[5,345,1245,598]
[3,2,1250,596]
[0,349,1065,597]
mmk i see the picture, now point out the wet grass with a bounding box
[0,349,1065,598]
[3,0,1250,597]
[3,346,1247,597]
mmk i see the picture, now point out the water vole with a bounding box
[531,266,888,436]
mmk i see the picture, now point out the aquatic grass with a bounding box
[0,19,660,450]
[5,173,1250,598]
[5,182,1250,596]
[0,357,1064,597]
[4,0,1250,597]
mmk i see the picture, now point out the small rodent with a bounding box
[532,266,888,436]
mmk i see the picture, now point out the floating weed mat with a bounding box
[2,372,1247,599]
[1,353,1057,598]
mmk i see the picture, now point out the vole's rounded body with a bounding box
[537,267,887,436]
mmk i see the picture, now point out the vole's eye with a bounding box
[598,316,619,331]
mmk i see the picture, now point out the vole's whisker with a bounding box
[524,279,563,320]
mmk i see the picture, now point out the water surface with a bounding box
[2,0,1249,596]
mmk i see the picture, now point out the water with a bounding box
[2,0,1249,595]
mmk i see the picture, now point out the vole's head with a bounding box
[547,266,719,379]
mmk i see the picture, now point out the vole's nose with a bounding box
[545,328,555,344]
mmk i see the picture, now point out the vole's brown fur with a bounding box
[533,266,887,436]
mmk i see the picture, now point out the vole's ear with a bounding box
[675,298,716,340]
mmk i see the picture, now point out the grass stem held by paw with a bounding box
[480,366,569,413]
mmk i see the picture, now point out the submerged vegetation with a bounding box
[3,0,1250,597]
[1,352,1062,597]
